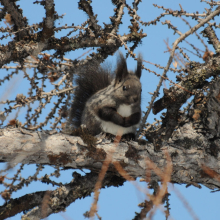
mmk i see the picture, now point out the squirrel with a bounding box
[69,53,142,138]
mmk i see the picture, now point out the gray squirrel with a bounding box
[69,53,142,137]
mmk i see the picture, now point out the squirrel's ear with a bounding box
[115,52,128,83]
[136,54,142,79]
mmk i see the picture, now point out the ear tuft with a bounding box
[115,52,128,83]
[136,54,142,79]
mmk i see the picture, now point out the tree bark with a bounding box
[0,171,124,219]
[1,125,220,190]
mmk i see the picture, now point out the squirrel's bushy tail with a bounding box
[69,63,112,128]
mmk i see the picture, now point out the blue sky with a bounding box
[0,0,220,219]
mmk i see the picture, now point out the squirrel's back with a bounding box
[69,63,112,128]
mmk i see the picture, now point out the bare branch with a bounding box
[138,6,220,138]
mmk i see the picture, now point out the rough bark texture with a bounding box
[0,171,125,219]
[0,126,219,190]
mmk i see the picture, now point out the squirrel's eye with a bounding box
[123,86,127,91]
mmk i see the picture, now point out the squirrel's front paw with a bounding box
[124,112,141,127]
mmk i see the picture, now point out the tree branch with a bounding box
[137,6,220,137]
[1,0,28,40]
[201,25,220,53]
[153,54,220,115]
[40,0,55,42]
[0,125,220,190]
[0,172,125,219]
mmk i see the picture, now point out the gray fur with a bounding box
[79,53,142,136]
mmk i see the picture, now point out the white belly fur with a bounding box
[117,104,132,117]
[100,104,138,135]
[100,121,138,135]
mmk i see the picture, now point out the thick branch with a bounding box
[201,25,220,53]
[0,32,146,68]
[40,0,55,42]
[1,0,28,40]
[0,172,124,219]
[0,125,220,190]
[153,54,220,114]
